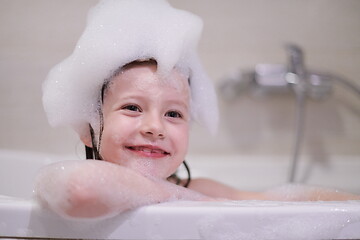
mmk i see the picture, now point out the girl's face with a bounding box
[99,64,190,179]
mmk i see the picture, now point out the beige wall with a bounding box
[1,0,359,159]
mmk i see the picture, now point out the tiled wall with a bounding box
[1,0,359,158]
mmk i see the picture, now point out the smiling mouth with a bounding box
[125,146,170,157]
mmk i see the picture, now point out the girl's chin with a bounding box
[103,154,175,179]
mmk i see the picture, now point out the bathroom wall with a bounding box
[169,0,360,159]
[1,0,359,160]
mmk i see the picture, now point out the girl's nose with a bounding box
[140,114,166,140]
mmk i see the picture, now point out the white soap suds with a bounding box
[264,183,358,201]
[42,0,218,139]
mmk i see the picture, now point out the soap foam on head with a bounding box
[42,0,218,139]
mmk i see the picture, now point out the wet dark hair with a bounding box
[85,59,191,188]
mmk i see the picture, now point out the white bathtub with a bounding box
[1,149,360,239]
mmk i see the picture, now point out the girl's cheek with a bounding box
[109,132,125,145]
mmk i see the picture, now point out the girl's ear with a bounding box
[81,134,92,148]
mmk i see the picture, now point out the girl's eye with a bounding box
[122,104,141,112]
[165,111,182,119]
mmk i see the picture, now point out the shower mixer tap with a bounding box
[219,44,360,183]
[220,44,334,100]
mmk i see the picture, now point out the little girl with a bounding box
[35,0,359,219]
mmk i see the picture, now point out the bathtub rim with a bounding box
[1,196,360,239]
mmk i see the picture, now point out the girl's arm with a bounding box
[188,178,266,200]
[34,160,208,219]
[188,178,360,201]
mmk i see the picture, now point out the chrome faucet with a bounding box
[219,44,360,183]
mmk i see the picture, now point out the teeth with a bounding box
[150,148,161,154]
[129,146,167,154]
[142,148,152,153]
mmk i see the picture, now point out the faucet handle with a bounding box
[285,43,306,77]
